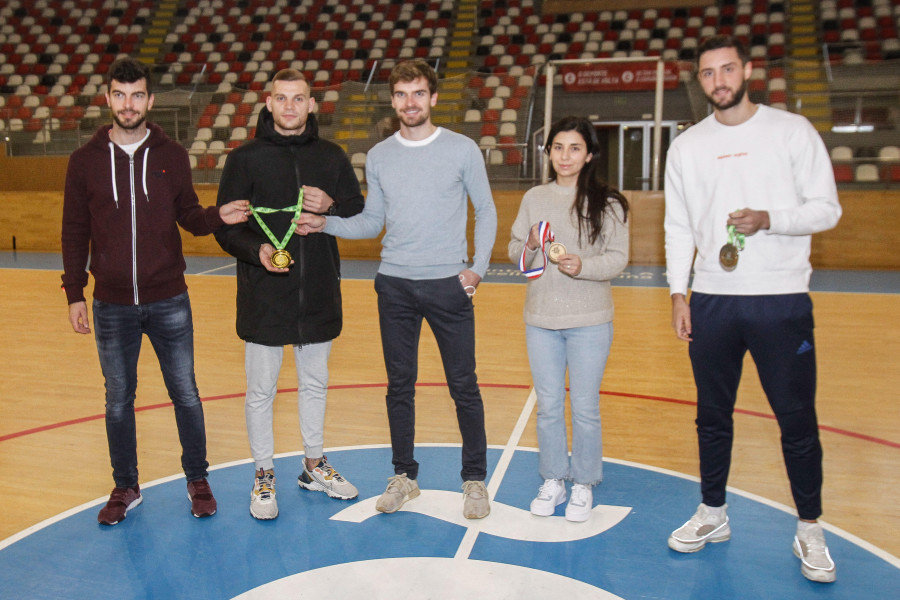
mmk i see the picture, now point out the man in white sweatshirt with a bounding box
[664,34,842,583]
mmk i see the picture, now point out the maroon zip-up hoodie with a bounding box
[61,122,224,306]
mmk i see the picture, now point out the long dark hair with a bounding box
[545,116,629,246]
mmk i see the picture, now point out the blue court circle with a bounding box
[1,445,897,599]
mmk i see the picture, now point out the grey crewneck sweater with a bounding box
[323,127,497,279]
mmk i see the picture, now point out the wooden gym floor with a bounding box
[0,259,898,564]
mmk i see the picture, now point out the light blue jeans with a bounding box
[526,322,613,485]
[245,341,332,471]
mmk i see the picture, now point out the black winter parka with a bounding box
[215,109,364,346]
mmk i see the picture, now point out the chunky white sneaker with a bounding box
[250,468,278,520]
[462,480,490,519]
[793,522,836,583]
[298,457,359,500]
[565,483,593,522]
[530,479,567,516]
[375,473,420,513]
[668,503,731,552]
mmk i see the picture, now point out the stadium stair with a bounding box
[139,0,178,65]
[787,0,833,132]
[433,0,477,129]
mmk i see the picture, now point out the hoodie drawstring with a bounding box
[108,142,119,209]
[141,147,150,202]
[108,143,151,206]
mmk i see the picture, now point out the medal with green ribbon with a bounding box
[250,188,303,269]
[719,222,745,272]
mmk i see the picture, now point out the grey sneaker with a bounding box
[668,503,731,552]
[793,522,836,583]
[298,457,359,500]
[462,480,490,519]
[250,468,278,520]
[375,473,420,513]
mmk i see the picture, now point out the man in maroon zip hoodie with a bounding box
[61,57,250,525]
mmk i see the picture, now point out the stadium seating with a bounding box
[1,0,899,186]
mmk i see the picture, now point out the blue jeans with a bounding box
[526,323,613,485]
[374,273,487,482]
[93,292,209,488]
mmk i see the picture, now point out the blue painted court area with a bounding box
[1,446,897,599]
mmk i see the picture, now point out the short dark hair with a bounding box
[697,34,751,66]
[389,60,438,95]
[108,57,152,94]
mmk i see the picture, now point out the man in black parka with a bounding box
[215,69,364,520]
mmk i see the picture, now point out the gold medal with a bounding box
[719,243,739,271]
[547,242,567,264]
[271,249,292,269]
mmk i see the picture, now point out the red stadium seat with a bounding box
[832,164,853,183]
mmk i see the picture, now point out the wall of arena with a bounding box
[1,145,897,270]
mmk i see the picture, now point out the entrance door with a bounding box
[596,121,680,191]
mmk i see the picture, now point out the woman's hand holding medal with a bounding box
[526,223,544,251]
[555,252,582,277]
[523,222,582,277]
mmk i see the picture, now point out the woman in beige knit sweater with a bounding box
[508,116,630,522]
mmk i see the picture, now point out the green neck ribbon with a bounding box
[727,224,745,251]
[249,188,304,251]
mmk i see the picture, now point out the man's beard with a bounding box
[706,79,748,111]
[398,110,428,129]
[112,111,146,131]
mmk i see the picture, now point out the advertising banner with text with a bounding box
[561,62,680,92]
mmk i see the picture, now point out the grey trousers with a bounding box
[245,341,332,471]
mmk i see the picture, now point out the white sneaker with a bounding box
[298,457,359,500]
[375,473,420,513]
[565,483,592,522]
[668,503,731,552]
[530,479,567,516]
[250,468,278,520]
[793,522,836,583]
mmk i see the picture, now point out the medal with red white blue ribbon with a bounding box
[519,221,555,279]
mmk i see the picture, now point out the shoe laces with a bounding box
[314,458,347,483]
[536,479,562,500]
[385,474,409,493]
[108,487,134,504]
[190,479,213,498]
[255,470,275,500]
[463,480,488,499]
[798,528,832,565]
[569,484,590,507]
[690,504,726,527]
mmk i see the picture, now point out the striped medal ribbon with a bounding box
[519,221,555,279]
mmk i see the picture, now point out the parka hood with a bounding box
[255,106,321,146]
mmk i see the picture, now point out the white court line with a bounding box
[454,387,537,560]
[194,262,237,276]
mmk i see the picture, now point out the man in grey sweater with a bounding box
[298,60,497,519]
